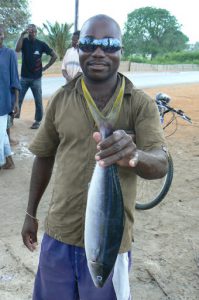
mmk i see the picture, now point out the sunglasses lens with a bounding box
[102,45,121,53]
[79,44,97,53]
[79,38,121,53]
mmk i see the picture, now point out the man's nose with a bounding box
[92,46,105,56]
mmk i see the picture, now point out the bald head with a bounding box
[80,14,122,41]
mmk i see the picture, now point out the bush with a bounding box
[122,51,199,65]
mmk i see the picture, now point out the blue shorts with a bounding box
[33,234,132,300]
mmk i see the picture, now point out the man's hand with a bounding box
[21,216,38,252]
[93,130,139,168]
[21,28,29,37]
[13,103,19,117]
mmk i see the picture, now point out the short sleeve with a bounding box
[42,42,53,56]
[10,50,21,91]
[133,91,166,151]
[29,97,60,157]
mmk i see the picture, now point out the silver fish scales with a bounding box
[84,125,124,288]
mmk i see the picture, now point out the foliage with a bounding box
[191,42,199,51]
[128,51,199,65]
[0,0,30,45]
[154,51,199,64]
[123,7,189,59]
[39,21,73,60]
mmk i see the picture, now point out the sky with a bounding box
[29,0,198,44]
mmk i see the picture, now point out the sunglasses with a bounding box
[78,37,122,53]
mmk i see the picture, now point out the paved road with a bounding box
[24,71,199,100]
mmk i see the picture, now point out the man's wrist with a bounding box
[43,64,49,71]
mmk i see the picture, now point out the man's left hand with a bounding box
[93,130,138,168]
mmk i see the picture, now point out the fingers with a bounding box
[13,106,19,116]
[97,130,125,150]
[22,232,38,252]
[21,218,38,252]
[97,144,134,167]
[93,132,102,144]
[96,131,132,159]
[129,151,139,167]
[95,130,137,167]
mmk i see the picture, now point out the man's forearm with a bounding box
[15,33,26,52]
[26,156,55,217]
[43,53,57,71]
[135,149,168,179]
[14,89,19,105]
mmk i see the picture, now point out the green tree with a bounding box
[0,0,30,45]
[40,21,73,60]
[123,7,189,59]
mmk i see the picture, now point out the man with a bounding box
[0,25,20,169]
[61,30,82,82]
[21,15,168,299]
[15,24,57,129]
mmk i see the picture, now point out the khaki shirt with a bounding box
[29,73,166,252]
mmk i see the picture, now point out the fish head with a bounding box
[88,260,112,288]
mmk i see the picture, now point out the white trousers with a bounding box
[0,114,11,166]
[113,252,132,300]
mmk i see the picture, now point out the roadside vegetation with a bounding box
[1,2,198,65]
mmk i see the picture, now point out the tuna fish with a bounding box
[84,123,124,288]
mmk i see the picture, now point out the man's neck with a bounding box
[83,74,118,110]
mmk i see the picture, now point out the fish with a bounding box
[84,123,124,288]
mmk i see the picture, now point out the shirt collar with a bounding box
[75,72,134,97]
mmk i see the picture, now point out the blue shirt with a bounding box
[0,46,21,116]
[21,38,53,79]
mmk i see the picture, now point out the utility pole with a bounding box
[74,0,79,31]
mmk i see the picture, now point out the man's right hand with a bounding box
[21,28,29,37]
[21,216,38,252]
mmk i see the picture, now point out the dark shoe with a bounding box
[30,121,40,129]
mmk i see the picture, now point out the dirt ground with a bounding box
[0,82,198,300]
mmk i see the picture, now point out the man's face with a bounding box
[78,19,121,82]
[28,25,37,40]
[72,34,79,48]
[0,28,4,47]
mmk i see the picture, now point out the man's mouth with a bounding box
[88,62,108,71]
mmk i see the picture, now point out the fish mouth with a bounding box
[88,260,112,288]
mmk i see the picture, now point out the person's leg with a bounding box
[30,78,43,123]
[16,77,30,118]
[112,252,132,299]
[0,115,8,167]
[33,234,80,300]
[0,115,14,169]
[7,115,18,146]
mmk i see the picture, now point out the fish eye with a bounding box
[96,275,103,281]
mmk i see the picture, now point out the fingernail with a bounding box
[129,159,135,167]
[99,160,105,167]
